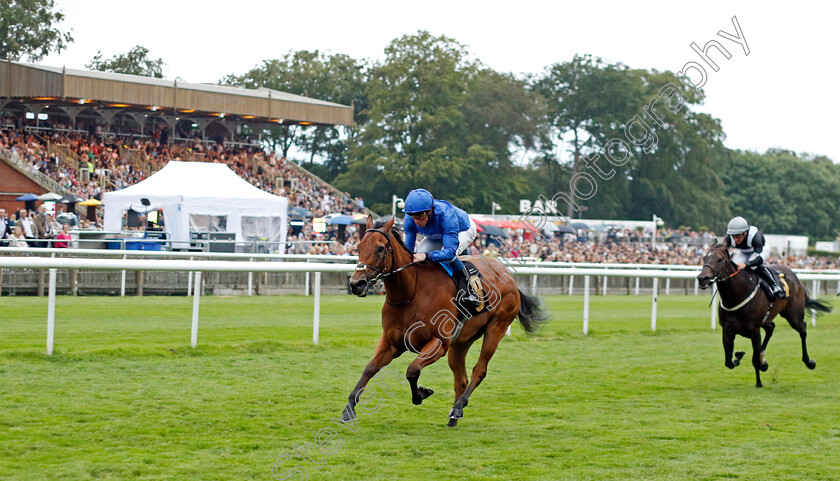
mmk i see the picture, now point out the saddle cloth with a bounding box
[439,260,492,322]
[759,269,790,299]
[779,273,790,298]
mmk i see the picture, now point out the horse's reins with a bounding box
[355,228,421,306]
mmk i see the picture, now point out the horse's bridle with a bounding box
[355,228,421,305]
[703,251,761,311]
[355,228,396,283]
[702,260,742,285]
[702,247,748,285]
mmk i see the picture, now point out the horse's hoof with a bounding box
[735,351,745,361]
[807,359,816,370]
[449,407,464,420]
[760,361,769,372]
[447,418,459,428]
[340,406,356,423]
[418,385,434,400]
[755,382,763,388]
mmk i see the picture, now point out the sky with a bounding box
[39,0,840,162]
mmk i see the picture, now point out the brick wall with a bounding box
[0,160,46,213]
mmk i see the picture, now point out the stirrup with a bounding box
[460,285,479,304]
[460,282,479,306]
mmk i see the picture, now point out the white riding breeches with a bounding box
[731,250,765,270]
[415,219,477,257]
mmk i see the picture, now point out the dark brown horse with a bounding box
[697,244,831,387]
[343,216,548,426]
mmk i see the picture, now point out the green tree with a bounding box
[0,0,73,61]
[721,149,840,239]
[221,50,367,166]
[459,69,549,213]
[462,70,548,156]
[719,150,790,233]
[624,69,730,229]
[334,31,478,213]
[533,55,643,218]
[86,45,165,78]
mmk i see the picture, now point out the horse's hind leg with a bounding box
[448,320,508,426]
[750,330,764,388]
[406,339,447,406]
[782,310,816,370]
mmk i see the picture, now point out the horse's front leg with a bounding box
[750,330,764,388]
[341,334,398,422]
[406,338,447,405]
[722,328,743,369]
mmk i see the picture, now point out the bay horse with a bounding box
[343,216,548,426]
[697,243,831,387]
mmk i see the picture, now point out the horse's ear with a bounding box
[365,215,373,231]
[385,216,395,232]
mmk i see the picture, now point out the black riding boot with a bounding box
[760,265,785,299]
[460,266,481,307]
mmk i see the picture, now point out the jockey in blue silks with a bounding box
[402,188,480,306]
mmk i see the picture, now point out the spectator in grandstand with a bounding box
[55,223,72,248]
[16,209,35,242]
[0,208,11,244]
[402,188,480,307]
[34,205,53,247]
[722,216,785,299]
[7,226,28,248]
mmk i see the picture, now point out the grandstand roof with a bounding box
[0,60,354,126]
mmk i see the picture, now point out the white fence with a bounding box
[4,247,840,297]
[1,253,838,355]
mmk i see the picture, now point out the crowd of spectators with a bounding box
[1,124,368,226]
[4,124,840,269]
[772,255,840,269]
[283,221,840,270]
[496,231,708,265]
[0,205,78,248]
[475,227,840,269]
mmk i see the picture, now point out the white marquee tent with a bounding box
[103,161,288,250]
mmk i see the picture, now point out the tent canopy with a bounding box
[103,161,288,250]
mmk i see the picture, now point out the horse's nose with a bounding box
[349,278,368,296]
[697,275,710,289]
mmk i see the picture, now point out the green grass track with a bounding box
[1,295,839,480]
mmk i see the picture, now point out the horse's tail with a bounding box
[805,295,832,314]
[517,289,550,335]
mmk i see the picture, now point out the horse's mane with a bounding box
[372,216,414,254]
[710,242,729,254]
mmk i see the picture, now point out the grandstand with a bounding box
[0,61,376,249]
